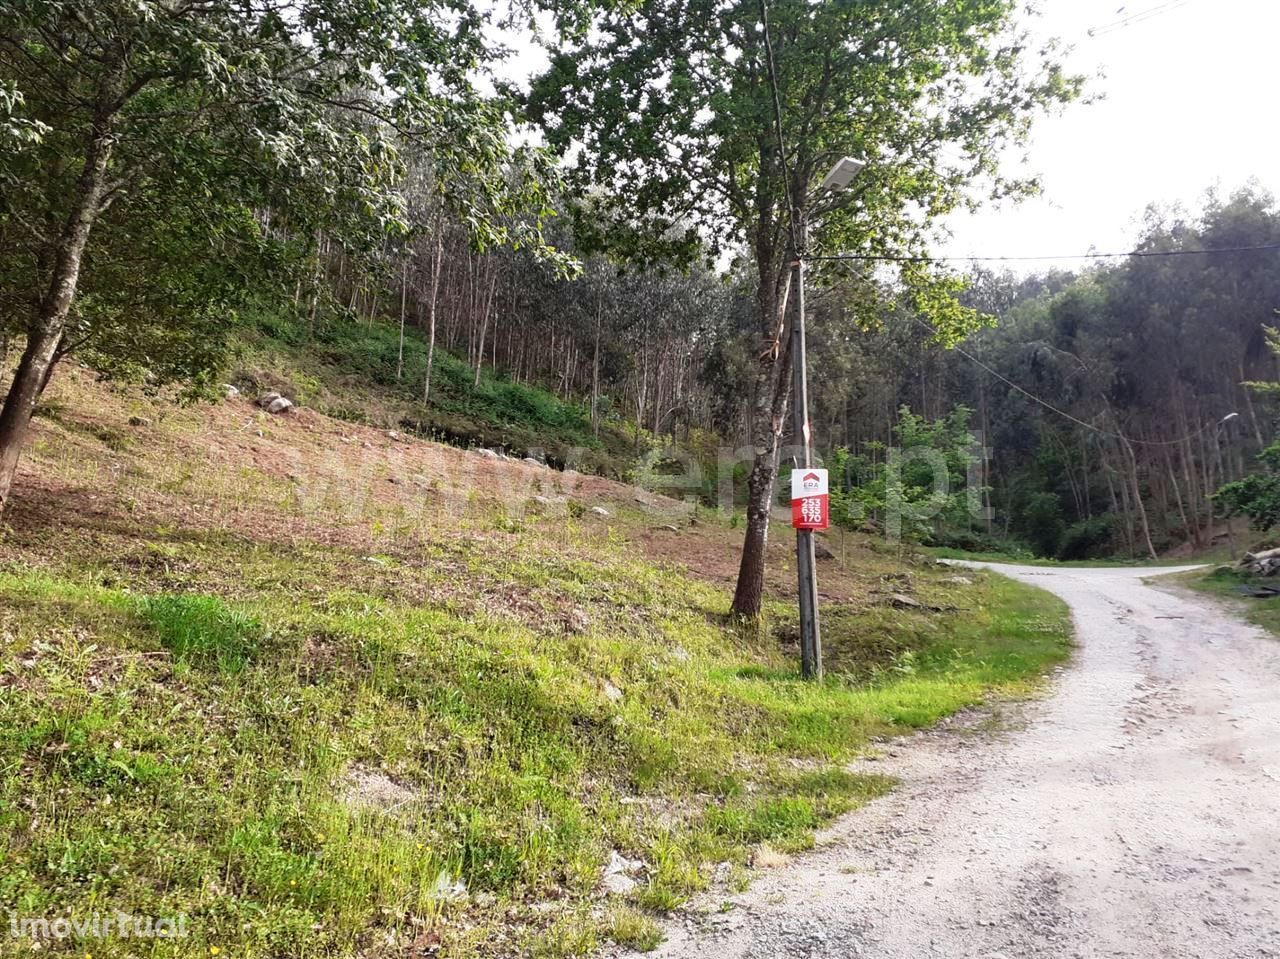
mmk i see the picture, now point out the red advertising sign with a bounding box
[790,468,829,531]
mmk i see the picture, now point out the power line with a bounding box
[809,241,1280,265]
[1087,0,1196,37]
[903,313,1227,448]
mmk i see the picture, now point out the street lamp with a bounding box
[791,154,865,680]
[819,156,866,193]
[1213,412,1240,555]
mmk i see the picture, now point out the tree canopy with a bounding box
[0,0,577,511]
[527,0,1081,613]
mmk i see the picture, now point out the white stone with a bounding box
[599,850,645,896]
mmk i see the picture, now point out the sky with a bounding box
[496,0,1280,273]
[938,0,1280,271]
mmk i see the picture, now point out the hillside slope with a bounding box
[231,311,642,479]
[0,366,1070,958]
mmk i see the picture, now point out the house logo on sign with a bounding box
[790,468,830,531]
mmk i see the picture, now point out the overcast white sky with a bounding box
[500,0,1279,272]
[938,0,1280,270]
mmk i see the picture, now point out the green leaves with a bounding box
[0,79,47,150]
[0,0,581,392]
[529,0,1083,324]
[1216,446,1280,531]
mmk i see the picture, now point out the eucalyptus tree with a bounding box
[528,0,1081,615]
[0,0,568,515]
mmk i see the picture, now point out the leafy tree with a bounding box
[0,0,567,514]
[1216,443,1280,532]
[528,0,1081,615]
[829,406,981,545]
[1215,314,1280,533]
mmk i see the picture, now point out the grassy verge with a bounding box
[1,370,1073,957]
[1184,565,1280,638]
[0,532,1070,958]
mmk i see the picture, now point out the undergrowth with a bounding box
[233,307,636,477]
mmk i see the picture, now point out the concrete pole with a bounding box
[790,225,822,680]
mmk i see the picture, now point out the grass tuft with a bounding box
[136,592,263,671]
[603,905,664,952]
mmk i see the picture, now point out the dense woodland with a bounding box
[808,186,1280,559]
[2,0,1274,589]
[269,184,1280,561]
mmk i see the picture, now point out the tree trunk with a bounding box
[1118,431,1157,560]
[396,257,408,380]
[731,257,792,618]
[591,303,603,438]
[422,222,444,404]
[0,125,113,516]
[1165,448,1191,545]
[473,269,497,388]
[1241,359,1265,450]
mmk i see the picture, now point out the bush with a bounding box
[1217,441,1280,531]
[1015,491,1066,558]
[928,528,1032,557]
[1057,515,1117,560]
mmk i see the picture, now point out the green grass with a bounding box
[136,593,263,672]
[602,905,663,951]
[1185,565,1280,637]
[0,523,1070,958]
[235,306,638,476]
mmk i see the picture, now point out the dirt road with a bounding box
[639,564,1280,959]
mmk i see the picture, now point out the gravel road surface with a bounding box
[634,564,1280,959]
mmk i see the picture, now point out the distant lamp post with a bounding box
[790,154,865,681]
[1214,412,1240,555]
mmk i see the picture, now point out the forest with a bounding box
[1,0,1274,585]
[818,185,1280,561]
[6,3,1280,956]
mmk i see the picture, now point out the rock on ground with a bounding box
[599,850,647,896]
[257,391,294,415]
